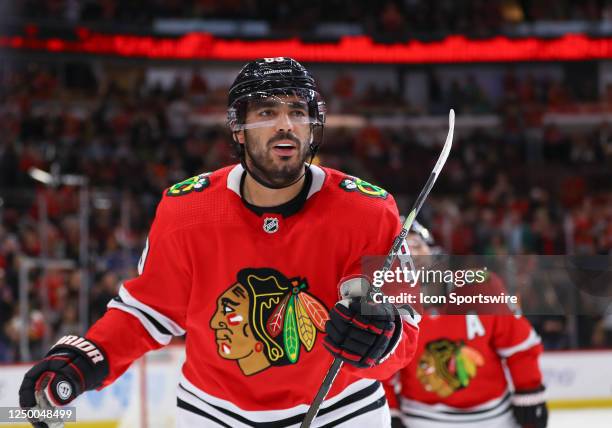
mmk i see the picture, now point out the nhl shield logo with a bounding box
[263,217,279,234]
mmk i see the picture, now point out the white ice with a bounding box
[549,408,612,428]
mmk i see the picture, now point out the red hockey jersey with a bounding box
[87,164,419,426]
[386,274,542,427]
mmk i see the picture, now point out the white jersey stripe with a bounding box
[108,299,172,345]
[177,389,251,428]
[401,391,511,423]
[314,383,386,427]
[117,285,186,336]
[401,401,511,423]
[178,374,385,426]
[177,405,230,428]
[497,329,541,358]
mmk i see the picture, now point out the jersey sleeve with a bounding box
[382,373,402,417]
[492,314,544,390]
[86,192,192,386]
[340,194,419,381]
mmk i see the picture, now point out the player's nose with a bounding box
[275,112,293,132]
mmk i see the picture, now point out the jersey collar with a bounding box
[227,163,325,200]
[240,169,311,217]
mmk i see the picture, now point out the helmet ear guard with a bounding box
[315,99,326,127]
[227,106,239,133]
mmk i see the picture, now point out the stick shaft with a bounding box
[300,110,455,428]
[299,358,343,428]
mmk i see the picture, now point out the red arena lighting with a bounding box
[2,28,612,63]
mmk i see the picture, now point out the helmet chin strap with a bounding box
[239,125,322,190]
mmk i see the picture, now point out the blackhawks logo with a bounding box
[166,173,211,197]
[210,268,329,376]
[417,339,484,398]
[339,176,388,199]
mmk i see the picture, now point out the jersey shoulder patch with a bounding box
[339,175,388,199]
[166,172,212,197]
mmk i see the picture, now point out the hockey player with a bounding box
[385,222,548,428]
[19,57,419,427]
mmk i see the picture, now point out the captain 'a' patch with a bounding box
[166,172,212,197]
[209,268,329,376]
[339,176,388,199]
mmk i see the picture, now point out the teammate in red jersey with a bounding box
[19,57,419,427]
[385,222,548,428]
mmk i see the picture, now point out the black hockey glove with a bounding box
[323,297,402,368]
[19,335,109,427]
[512,386,548,428]
[391,415,406,428]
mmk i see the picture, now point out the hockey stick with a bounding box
[300,109,455,428]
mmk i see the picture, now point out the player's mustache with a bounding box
[267,132,301,146]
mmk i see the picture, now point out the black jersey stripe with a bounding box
[316,381,380,416]
[401,391,510,418]
[318,396,387,428]
[403,402,512,423]
[178,380,382,427]
[112,296,172,336]
[436,391,511,415]
[177,398,233,428]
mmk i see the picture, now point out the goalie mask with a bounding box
[227,57,326,188]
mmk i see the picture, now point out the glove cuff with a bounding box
[376,311,403,364]
[512,385,546,407]
[47,335,109,390]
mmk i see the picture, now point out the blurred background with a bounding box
[0,2,611,423]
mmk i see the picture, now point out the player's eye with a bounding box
[290,110,307,118]
[258,109,275,118]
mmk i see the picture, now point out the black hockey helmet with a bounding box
[410,220,445,258]
[227,57,326,143]
[411,220,435,246]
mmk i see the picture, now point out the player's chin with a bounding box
[273,167,304,184]
[270,151,300,165]
[267,157,301,173]
[275,159,303,174]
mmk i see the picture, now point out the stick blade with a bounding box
[432,109,455,175]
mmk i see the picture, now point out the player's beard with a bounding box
[243,130,310,187]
